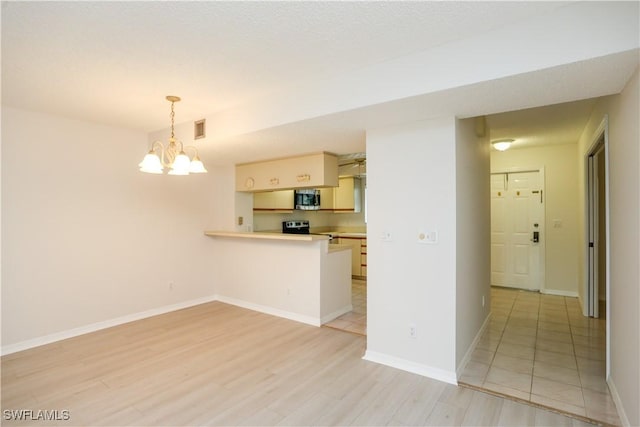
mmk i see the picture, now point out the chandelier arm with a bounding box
[150,140,170,168]
[183,145,200,158]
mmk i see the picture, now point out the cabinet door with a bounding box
[340,237,362,276]
[360,239,367,277]
[253,190,294,211]
[319,187,334,210]
[333,177,361,212]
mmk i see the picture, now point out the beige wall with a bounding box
[491,143,579,295]
[1,107,219,350]
[455,118,491,369]
[577,68,639,427]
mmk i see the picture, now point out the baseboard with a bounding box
[456,312,491,378]
[541,289,579,298]
[363,350,458,385]
[1,295,218,356]
[214,295,321,327]
[321,305,353,324]
[607,377,631,427]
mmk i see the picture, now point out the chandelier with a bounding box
[138,96,207,175]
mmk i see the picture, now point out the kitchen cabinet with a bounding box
[333,177,361,213]
[319,187,335,210]
[253,190,294,212]
[236,152,338,192]
[318,177,361,212]
[336,236,367,278]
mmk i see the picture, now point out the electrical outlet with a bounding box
[238,216,244,226]
[409,323,417,339]
[380,231,393,241]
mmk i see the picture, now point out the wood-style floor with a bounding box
[2,302,598,426]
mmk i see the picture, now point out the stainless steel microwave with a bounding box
[294,189,320,210]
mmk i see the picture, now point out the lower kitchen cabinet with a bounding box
[337,236,367,278]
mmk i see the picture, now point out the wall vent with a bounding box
[194,119,206,139]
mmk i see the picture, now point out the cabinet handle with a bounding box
[269,178,279,185]
[297,174,311,182]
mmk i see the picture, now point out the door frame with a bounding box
[583,115,610,377]
[490,166,546,293]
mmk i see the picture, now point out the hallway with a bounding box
[459,287,619,426]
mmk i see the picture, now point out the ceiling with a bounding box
[2,1,637,165]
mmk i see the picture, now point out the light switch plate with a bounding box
[418,230,438,244]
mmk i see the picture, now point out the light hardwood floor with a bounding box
[2,302,598,426]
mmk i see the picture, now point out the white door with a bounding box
[491,171,544,291]
[587,141,606,318]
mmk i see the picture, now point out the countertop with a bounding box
[204,231,330,242]
[329,232,366,238]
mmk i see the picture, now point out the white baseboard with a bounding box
[456,312,491,378]
[541,289,579,298]
[214,295,321,327]
[321,305,353,324]
[363,350,458,385]
[607,377,631,427]
[1,295,218,356]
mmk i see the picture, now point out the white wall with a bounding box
[1,107,219,350]
[491,143,580,296]
[577,68,639,427]
[365,117,458,383]
[455,118,491,369]
[211,237,323,325]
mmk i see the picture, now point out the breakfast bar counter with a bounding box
[205,230,352,326]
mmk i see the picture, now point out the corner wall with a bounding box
[577,68,639,427]
[365,117,458,382]
[1,107,219,351]
[455,118,491,369]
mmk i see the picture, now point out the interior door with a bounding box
[587,142,606,318]
[491,171,543,291]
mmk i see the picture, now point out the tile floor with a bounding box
[324,279,367,335]
[459,286,619,426]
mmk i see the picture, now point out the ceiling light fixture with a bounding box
[492,139,514,151]
[138,96,207,175]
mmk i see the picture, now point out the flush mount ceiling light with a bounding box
[492,139,514,151]
[138,96,207,175]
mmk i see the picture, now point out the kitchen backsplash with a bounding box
[253,210,366,232]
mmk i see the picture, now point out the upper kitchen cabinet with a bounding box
[253,190,294,212]
[333,176,362,213]
[236,152,338,192]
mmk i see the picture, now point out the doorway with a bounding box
[491,169,545,291]
[586,134,607,319]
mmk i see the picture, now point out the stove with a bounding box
[282,220,310,234]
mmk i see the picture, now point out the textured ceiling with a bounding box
[2,1,569,132]
[2,1,637,166]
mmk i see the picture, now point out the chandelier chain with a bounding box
[170,101,175,140]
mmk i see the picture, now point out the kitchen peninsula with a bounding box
[204,231,352,326]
